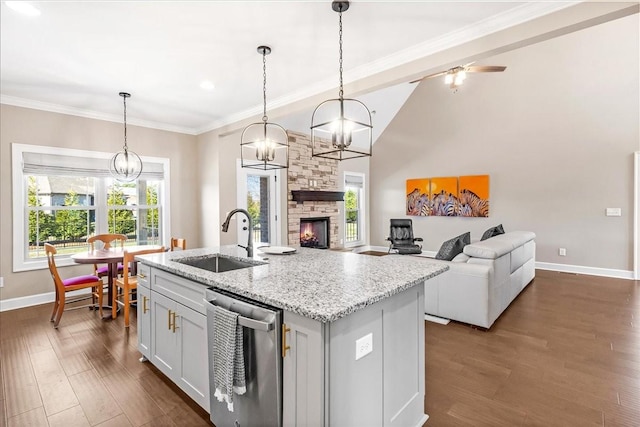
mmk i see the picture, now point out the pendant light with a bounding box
[311,0,372,161]
[240,46,289,170]
[109,92,142,182]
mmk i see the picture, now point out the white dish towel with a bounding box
[212,305,246,412]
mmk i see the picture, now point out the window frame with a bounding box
[12,143,171,272]
[343,171,365,248]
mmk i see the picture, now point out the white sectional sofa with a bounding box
[423,231,536,329]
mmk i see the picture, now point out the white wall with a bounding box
[370,14,639,273]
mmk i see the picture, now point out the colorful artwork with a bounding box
[406,178,429,216]
[406,175,490,217]
[458,175,490,217]
[429,177,459,217]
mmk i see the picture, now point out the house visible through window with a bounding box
[13,144,170,272]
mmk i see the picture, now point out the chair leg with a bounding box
[95,285,104,319]
[50,288,59,322]
[112,283,118,319]
[53,295,65,328]
[123,285,130,328]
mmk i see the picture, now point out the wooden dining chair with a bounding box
[170,237,186,251]
[45,243,103,328]
[87,233,127,278]
[113,246,165,327]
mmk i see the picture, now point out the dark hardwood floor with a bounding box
[425,270,640,426]
[1,269,638,426]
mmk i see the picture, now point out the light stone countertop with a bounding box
[137,246,448,323]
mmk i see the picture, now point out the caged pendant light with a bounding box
[240,46,289,170]
[311,0,372,161]
[109,92,142,182]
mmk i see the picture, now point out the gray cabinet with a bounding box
[282,311,325,427]
[283,284,426,427]
[136,263,152,360]
[141,267,210,412]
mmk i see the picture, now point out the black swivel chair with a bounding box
[386,219,423,254]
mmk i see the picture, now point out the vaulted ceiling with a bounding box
[1,1,578,135]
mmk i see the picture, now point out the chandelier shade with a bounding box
[241,46,289,170]
[109,92,142,182]
[311,0,372,161]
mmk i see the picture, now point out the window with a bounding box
[344,172,365,247]
[12,144,170,272]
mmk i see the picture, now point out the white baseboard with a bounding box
[425,314,450,325]
[0,288,92,312]
[535,262,634,280]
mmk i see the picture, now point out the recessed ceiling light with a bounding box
[200,80,215,91]
[5,1,41,16]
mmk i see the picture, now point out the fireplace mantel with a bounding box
[291,190,345,203]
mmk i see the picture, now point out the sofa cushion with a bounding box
[464,231,536,259]
[451,253,470,263]
[435,232,470,261]
[481,224,504,241]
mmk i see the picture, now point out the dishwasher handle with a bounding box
[206,298,275,332]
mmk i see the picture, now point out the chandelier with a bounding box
[311,0,372,161]
[109,92,142,182]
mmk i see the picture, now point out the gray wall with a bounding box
[370,15,639,272]
[0,105,200,300]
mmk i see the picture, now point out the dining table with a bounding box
[71,245,163,318]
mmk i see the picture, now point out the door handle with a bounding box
[137,273,146,279]
[282,324,291,358]
[170,311,179,333]
[143,296,149,314]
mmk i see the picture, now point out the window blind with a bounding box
[345,174,363,189]
[22,152,164,180]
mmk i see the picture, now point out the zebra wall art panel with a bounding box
[406,178,429,216]
[405,174,490,217]
[429,177,459,216]
[458,175,490,217]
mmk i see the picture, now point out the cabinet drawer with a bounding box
[151,268,207,315]
[137,263,152,289]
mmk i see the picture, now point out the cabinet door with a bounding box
[137,284,151,359]
[150,290,178,379]
[176,304,209,412]
[282,311,325,427]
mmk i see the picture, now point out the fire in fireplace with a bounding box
[300,217,330,249]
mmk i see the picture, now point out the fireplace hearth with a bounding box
[300,217,330,249]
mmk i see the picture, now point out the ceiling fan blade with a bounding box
[409,70,448,84]
[466,65,507,73]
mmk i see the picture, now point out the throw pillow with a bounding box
[481,224,505,241]
[435,232,471,261]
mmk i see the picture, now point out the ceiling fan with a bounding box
[410,63,507,90]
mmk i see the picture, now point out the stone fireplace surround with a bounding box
[287,131,340,248]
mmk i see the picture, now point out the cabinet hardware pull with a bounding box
[282,324,291,358]
[168,309,172,330]
[137,273,146,279]
[143,296,149,314]
[171,312,179,333]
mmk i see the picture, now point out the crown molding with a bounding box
[196,1,580,135]
[0,95,198,135]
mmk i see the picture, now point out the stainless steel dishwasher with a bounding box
[205,287,282,427]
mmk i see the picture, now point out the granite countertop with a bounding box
[137,246,448,323]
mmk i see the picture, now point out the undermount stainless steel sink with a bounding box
[176,254,265,273]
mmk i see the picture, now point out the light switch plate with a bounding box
[605,208,622,217]
[355,333,373,360]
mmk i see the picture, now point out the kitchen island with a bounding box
[136,246,448,427]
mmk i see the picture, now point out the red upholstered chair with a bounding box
[45,243,103,328]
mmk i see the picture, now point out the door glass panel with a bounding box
[247,175,270,244]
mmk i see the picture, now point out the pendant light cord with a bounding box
[338,7,344,100]
[262,49,268,123]
[122,95,128,152]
